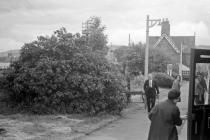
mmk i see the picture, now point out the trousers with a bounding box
[146,89,156,112]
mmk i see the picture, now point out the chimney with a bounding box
[161,18,170,36]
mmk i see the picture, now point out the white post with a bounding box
[145,15,149,80]
[144,15,162,80]
[129,34,131,47]
[179,42,183,81]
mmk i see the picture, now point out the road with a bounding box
[80,81,189,140]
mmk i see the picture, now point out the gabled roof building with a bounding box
[149,19,195,67]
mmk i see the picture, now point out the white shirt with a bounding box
[149,80,153,87]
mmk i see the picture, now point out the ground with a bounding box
[81,81,189,140]
[0,81,189,140]
[0,112,120,140]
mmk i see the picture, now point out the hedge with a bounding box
[152,72,174,88]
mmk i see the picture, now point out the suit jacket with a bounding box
[144,79,159,95]
[148,100,182,140]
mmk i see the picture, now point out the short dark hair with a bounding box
[168,89,181,100]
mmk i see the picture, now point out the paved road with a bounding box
[81,82,189,140]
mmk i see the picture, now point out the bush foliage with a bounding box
[113,43,145,76]
[113,44,170,76]
[152,72,174,88]
[0,24,126,114]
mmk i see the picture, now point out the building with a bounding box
[149,19,195,76]
[149,19,195,67]
[0,62,10,69]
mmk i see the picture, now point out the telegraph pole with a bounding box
[145,15,149,80]
[144,15,162,80]
[179,42,183,81]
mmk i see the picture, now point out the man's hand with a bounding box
[180,114,188,120]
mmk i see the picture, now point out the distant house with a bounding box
[0,62,10,69]
[149,19,195,67]
[196,45,210,49]
[149,19,195,77]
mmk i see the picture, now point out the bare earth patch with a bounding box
[0,114,86,140]
[0,113,119,140]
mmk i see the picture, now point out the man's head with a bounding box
[198,74,204,80]
[168,89,181,103]
[148,74,153,80]
[176,75,181,81]
[196,75,201,82]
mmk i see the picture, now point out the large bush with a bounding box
[152,72,174,88]
[0,26,126,114]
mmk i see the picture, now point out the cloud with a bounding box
[171,21,210,45]
[0,0,210,52]
[106,29,142,45]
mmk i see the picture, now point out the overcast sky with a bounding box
[0,0,210,52]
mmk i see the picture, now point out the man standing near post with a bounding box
[144,73,159,113]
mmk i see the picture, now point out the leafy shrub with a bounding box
[152,72,174,88]
[0,27,126,115]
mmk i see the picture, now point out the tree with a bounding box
[114,44,170,75]
[1,26,126,114]
[84,17,108,54]
[112,43,144,103]
[113,43,145,76]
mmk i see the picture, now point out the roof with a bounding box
[149,35,195,54]
[196,45,210,49]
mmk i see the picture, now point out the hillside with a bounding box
[0,49,20,57]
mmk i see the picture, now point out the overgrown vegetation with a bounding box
[113,45,170,76]
[0,17,126,115]
[113,43,145,76]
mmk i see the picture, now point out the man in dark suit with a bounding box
[144,74,159,112]
[148,89,187,140]
[199,74,207,104]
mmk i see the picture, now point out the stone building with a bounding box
[149,19,195,67]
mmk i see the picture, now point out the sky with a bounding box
[0,0,210,52]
